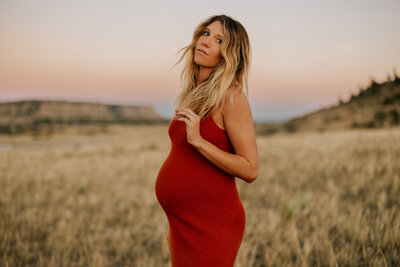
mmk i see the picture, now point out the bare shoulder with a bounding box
[221,85,255,145]
[209,86,247,131]
[222,86,251,120]
[224,86,245,102]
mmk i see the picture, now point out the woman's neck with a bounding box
[197,65,214,84]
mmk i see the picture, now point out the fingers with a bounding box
[175,108,198,120]
[181,107,196,118]
[176,116,190,123]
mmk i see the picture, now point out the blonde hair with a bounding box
[172,14,252,119]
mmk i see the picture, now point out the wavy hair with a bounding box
[172,14,251,119]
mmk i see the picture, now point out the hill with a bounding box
[0,100,167,134]
[256,71,400,135]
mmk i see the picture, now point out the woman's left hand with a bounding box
[175,108,203,146]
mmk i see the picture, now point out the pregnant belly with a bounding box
[155,151,240,214]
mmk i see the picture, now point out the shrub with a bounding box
[389,109,399,125]
[374,110,386,122]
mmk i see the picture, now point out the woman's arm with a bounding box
[175,88,259,183]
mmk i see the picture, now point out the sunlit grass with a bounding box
[0,125,399,266]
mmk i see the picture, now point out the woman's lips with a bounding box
[197,49,208,56]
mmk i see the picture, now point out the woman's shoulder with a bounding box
[222,86,249,114]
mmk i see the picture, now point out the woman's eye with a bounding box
[203,30,222,44]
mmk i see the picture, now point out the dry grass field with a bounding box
[0,124,399,266]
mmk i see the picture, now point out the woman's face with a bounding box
[194,20,224,68]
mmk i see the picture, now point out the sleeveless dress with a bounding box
[155,115,246,267]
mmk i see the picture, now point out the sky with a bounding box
[1,0,399,123]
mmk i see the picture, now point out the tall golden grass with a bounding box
[0,125,399,266]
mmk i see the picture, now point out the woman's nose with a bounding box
[202,39,210,47]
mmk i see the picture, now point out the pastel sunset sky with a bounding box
[1,0,399,122]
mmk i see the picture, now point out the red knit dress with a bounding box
[155,115,246,267]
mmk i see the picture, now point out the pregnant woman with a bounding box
[155,14,259,267]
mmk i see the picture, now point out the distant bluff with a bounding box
[255,70,400,135]
[0,100,168,134]
[283,73,400,133]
